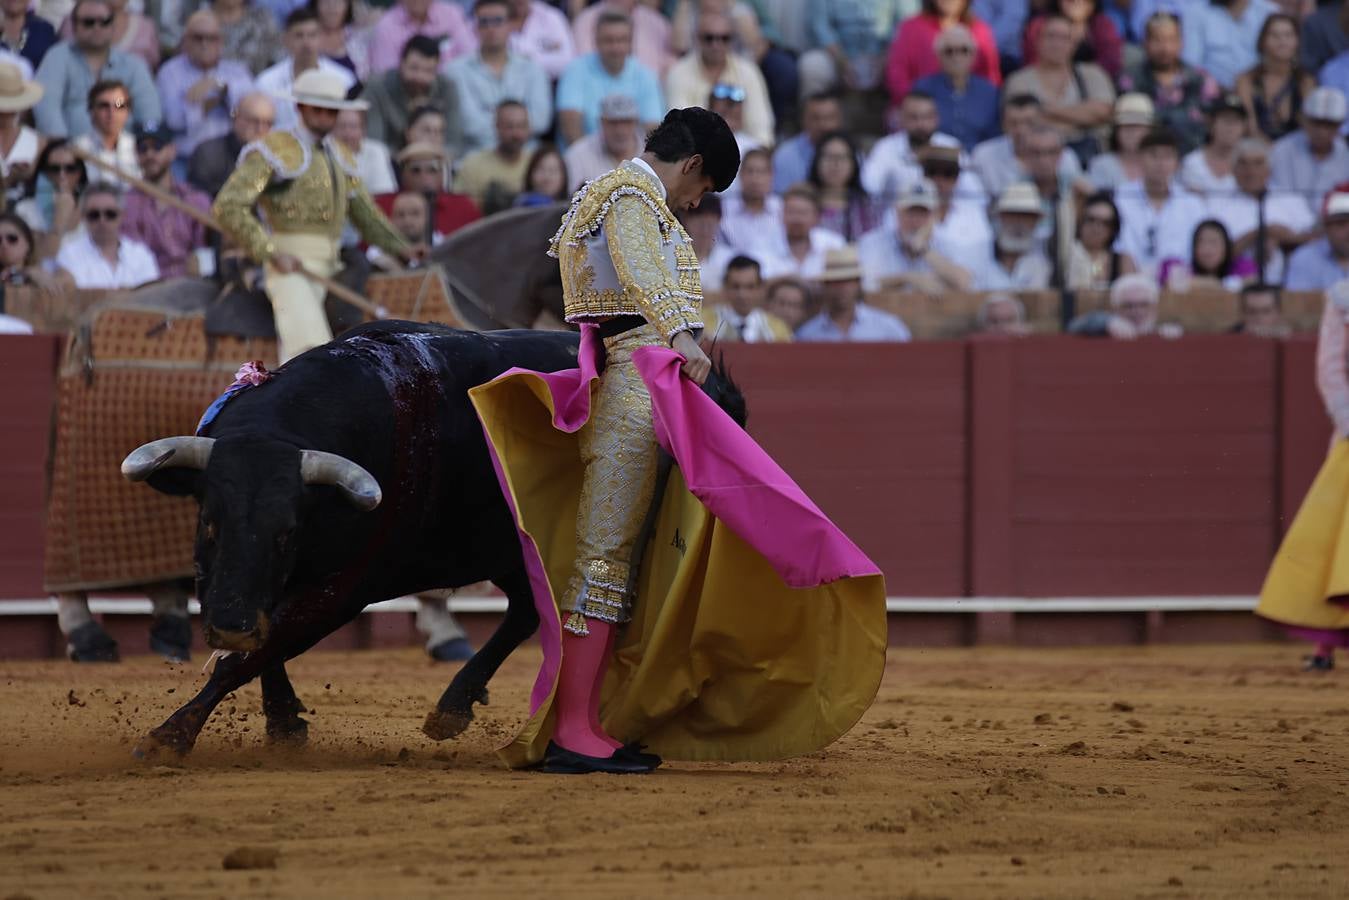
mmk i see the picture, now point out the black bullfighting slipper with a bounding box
[1302,654,1335,672]
[616,742,662,769]
[539,740,657,775]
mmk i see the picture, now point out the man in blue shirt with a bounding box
[555,8,662,146]
[913,24,1001,151]
[772,89,842,193]
[34,0,160,139]
[1286,189,1349,291]
[797,245,912,342]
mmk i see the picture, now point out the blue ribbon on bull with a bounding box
[195,361,274,436]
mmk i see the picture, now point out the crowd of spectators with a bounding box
[2,0,1348,344]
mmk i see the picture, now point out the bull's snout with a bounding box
[203,611,270,652]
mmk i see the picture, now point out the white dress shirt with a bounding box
[1206,188,1316,283]
[1113,184,1209,275]
[73,132,140,184]
[56,232,160,289]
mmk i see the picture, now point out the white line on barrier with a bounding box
[0,596,1259,615]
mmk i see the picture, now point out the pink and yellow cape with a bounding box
[469,326,888,768]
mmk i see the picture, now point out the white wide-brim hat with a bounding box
[0,62,42,113]
[289,69,367,112]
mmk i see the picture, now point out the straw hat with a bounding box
[395,141,447,164]
[1113,93,1154,127]
[818,245,863,282]
[0,63,42,113]
[996,182,1043,216]
[289,69,366,111]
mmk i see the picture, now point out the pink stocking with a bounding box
[1314,642,1336,659]
[551,618,620,757]
[589,625,623,750]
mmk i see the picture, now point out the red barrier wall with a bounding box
[0,335,1333,604]
[0,335,60,598]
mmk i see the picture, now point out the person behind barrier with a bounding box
[1067,271,1182,339]
[702,255,793,343]
[55,183,160,289]
[1286,186,1349,291]
[798,245,912,342]
[122,121,214,279]
[213,68,420,363]
[1233,282,1290,337]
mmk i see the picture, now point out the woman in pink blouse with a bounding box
[886,0,1000,107]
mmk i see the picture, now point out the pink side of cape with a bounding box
[478,324,882,715]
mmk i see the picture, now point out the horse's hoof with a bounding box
[422,707,472,741]
[266,716,309,746]
[132,731,190,762]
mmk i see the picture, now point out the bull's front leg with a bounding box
[133,652,266,761]
[261,662,309,745]
[422,569,539,741]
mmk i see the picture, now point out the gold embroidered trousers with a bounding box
[564,324,666,636]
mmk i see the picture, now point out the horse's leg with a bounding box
[132,651,268,761]
[261,662,309,745]
[422,568,539,740]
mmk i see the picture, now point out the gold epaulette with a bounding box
[239,130,308,178]
[548,166,679,258]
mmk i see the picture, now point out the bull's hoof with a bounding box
[67,622,120,663]
[422,707,473,741]
[149,615,192,663]
[132,729,192,762]
[265,716,309,746]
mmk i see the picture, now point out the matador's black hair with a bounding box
[644,107,741,194]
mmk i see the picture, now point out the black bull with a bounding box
[120,321,744,759]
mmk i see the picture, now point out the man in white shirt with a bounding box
[973,181,1054,290]
[1208,137,1316,284]
[971,93,1083,200]
[255,8,355,131]
[665,11,773,146]
[56,184,160,288]
[718,146,782,262]
[563,92,642,190]
[701,255,793,343]
[1114,128,1207,275]
[857,178,973,294]
[334,107,396,194]
[772,181,844,280]
[861,90,967,207]
[1270,86,1349,222]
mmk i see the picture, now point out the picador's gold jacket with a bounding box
[550,160,703,344]
[212,128,407,264]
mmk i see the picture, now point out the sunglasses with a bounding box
[77,15,114,27]
[46,162,81,173]
[700,32,732,44]
[711,83,746,103]
[941,46,973,56]
[476,14,507,26]
[0,231,24,245]
[94,99,128,111]
[922,164,960,178]
[85,208,120,222]
[188,32,222,42]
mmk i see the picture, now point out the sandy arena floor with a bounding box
[0,642,1346,899]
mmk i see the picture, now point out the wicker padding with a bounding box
[42,270,449,593]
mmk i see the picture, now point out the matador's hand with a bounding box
[672,331,711,384]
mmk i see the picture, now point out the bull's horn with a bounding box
[299,450,382,511]
[121,436,216,481]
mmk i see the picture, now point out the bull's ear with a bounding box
[144,468,202,497]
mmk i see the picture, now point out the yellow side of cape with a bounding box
[1257,439,1349,631]
[470,371,888,769]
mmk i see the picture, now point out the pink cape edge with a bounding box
[475,324,883,716]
